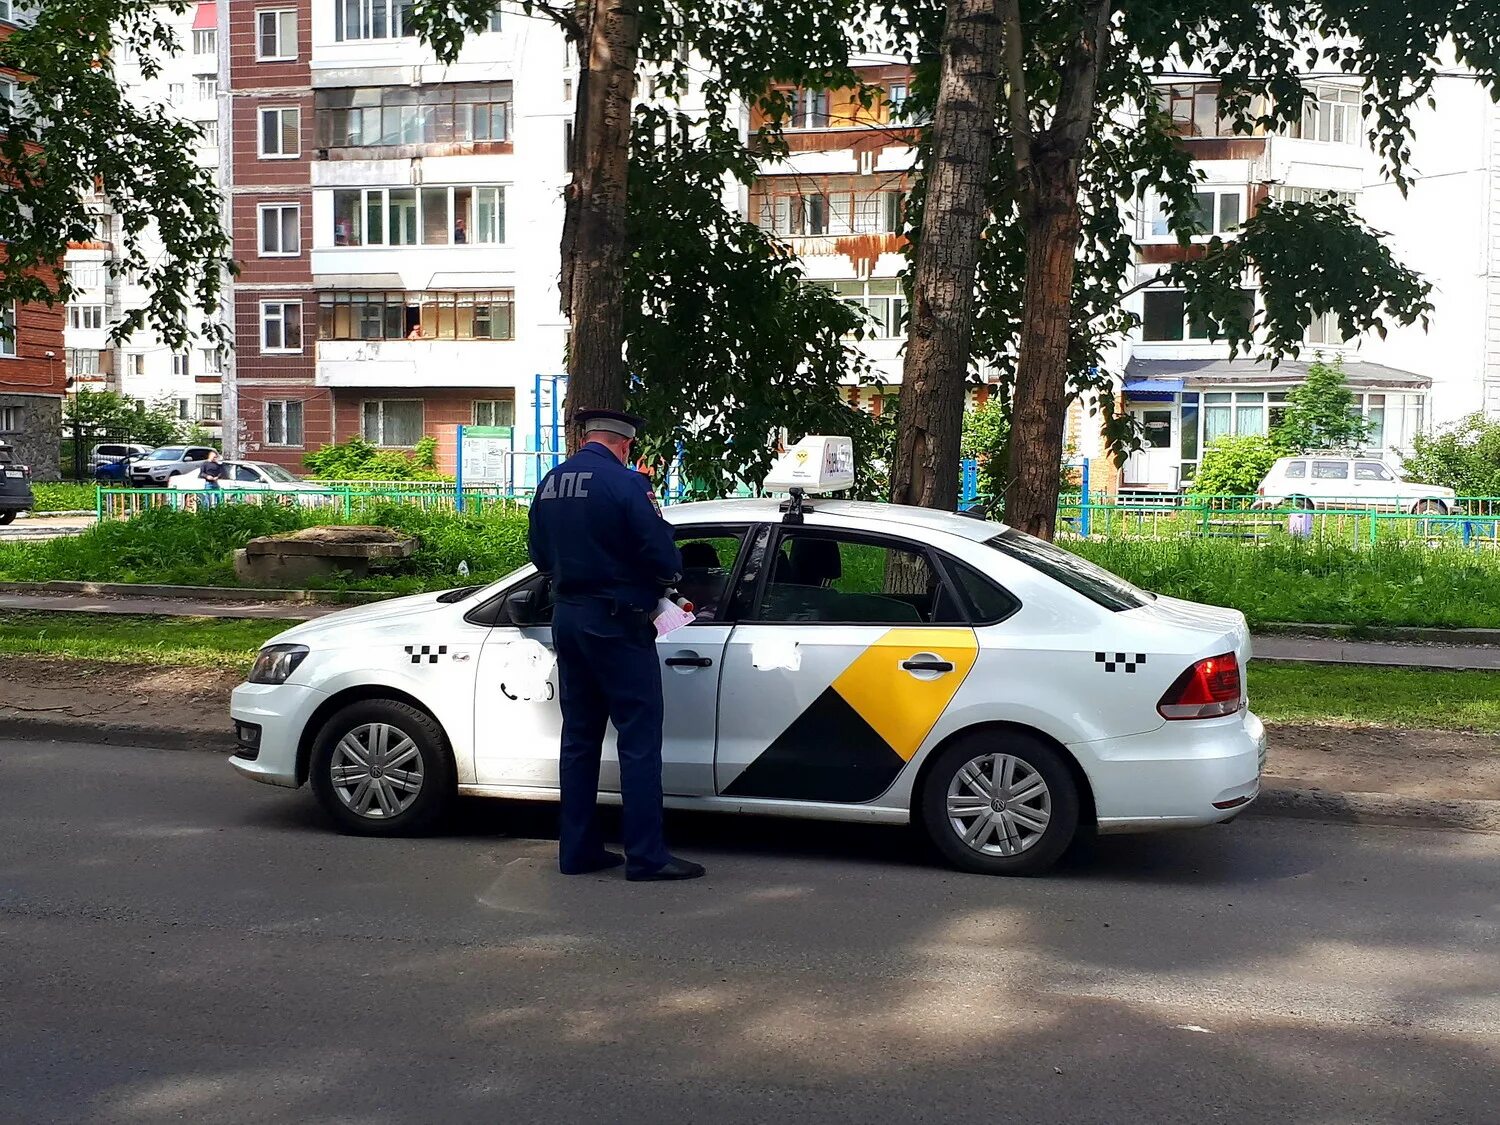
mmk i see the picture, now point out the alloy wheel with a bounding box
[945,752,1052,856]
[329,722,425,819]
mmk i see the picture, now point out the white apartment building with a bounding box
[67,1,225,434]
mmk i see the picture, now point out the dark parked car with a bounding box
[0,442,34,525]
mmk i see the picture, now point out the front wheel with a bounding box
[309,699,456,836]
[918,731,1080,876]
[1412,500,1446,515]
[0,510,15,526]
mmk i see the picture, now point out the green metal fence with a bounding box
[95,485,526,522]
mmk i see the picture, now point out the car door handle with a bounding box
[902,659,954,673]
[665,656,713,668]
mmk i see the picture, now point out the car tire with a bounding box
[0,510,15,526]
[1292,496,1315,511]
[918,730,1080,876]
[1413,500,1445,515]
[309,699,456,837]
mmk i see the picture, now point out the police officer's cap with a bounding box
[578,409,645,440]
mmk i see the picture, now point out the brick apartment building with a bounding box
[0,11,65,479]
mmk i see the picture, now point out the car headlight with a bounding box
[249,644,310,685]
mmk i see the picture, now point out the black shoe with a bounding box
[560,851,625,875]
[627,857,706,882]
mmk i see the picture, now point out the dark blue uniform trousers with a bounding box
[552,599,674,876]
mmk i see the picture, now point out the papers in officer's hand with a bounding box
[653,598,695,637]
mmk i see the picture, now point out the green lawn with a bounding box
[2,612,1496,734]
[0,612,289,671]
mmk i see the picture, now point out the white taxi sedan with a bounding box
[230,497,1265,876]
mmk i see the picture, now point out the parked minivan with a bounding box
[1256,454,1456,514]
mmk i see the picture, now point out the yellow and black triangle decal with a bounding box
[723,628,978,802]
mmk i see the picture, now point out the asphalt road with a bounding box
[2,739,1498,1124]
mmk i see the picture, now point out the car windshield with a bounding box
[259,465,298,482]
[985,529,1150,612]
[148,448,185,461]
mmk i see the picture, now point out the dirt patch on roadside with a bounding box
[2,656,1498,803]
[0,656,236,739]
[1266,722,1500,802]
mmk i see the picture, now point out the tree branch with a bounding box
[1051,0,1111,151]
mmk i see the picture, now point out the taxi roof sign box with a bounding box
[763,436,855,496]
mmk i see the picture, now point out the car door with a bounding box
[714,526,979,804]
[470,524,756,796]
[1353,459,1396,510]
[1310,458,1351,509]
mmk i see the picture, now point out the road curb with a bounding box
[1260,622,1500,647]
[0,579,393,605]
[3,716,1498,834]
[1249,782,1500,833]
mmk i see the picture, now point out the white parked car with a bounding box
[230,451,1264,876]
[128,445,216,486]
[1256,454,1456,514]
[88,442,151,470]
[168,459,325,498]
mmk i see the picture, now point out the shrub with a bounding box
[1188,434,1282,498]
[30,483,97,513]
[304,436,447,481]
[1403,414,1500,497]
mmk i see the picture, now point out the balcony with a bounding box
[314,288,515,388]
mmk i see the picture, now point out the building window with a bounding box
[330,186,505,247]
[1142,188,1244,240]
[472,399,514,427]
[317,290,516,341]
[0,303,14,358]
[1305,311,1350,346]
[316,83,513,150]
[196,394,223,422]
[824,279,906,338]
[168,82,185,104]
[172,351,189,377]
[200,346,222,374]
[1290,84,1362,145]
[758,186,905,237]
[192,28,217,54]
[0,406,18,431]
[362,399,423,447]
[258,106,299,158]
[258,203,300,256]
[66,261,106,289]
[196,76,218,101]
[260,301,302,352]
[201,119,219,147]
[1272,185,1358,209]
[785,89,830,129]
[1161,83,1223,138]
[256,9,297,60]
[1141,288,1255,342]
[265,399,304,446]
[487,6,503,31]
[66,348,101,377]
[887,83,908,113]
[128,352,146,377]
[335,0,420,42]
[68,304,107,330]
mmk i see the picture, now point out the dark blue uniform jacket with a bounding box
[528,442,682,612]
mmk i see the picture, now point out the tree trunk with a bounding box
[560,0,639,450]
[1003,167,1083,539]
[889,0,1002,510]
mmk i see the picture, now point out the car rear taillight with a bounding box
[1158,652,1243,720]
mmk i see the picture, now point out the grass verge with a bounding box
[0,612,287,671]
[2,612,1496,734]
[1249,663,1500,733]
[30,482,98,513]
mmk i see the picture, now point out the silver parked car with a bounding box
[127,445,216,487]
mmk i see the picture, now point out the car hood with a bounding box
[1400,481,1456,499]
[132,458,184,469]
[268,589,479,647]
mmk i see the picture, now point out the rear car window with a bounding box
[1312,460,1349,480]
[0,448,12,465]
[986,530,1149,612]
[1283,460,1306,479]
[944,557,1021,624]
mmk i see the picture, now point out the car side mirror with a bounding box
[506,588,539,625]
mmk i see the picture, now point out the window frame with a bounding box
[361,398,424,448]
[256,8,297,61]
[259,300,303,354]
[264,398,304,446]
[68,304,107,331]
[471,398,515,427]
[195,75,218,101]
[257,202,301,257]
[743,525,972,628]
[192,28,217,55]
[257,105,300,159]
[0,302,15,358]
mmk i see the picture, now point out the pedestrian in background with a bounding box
[199,449,225,507]
[527,409,705,882]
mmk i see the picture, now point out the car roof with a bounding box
[664,497,1006,542]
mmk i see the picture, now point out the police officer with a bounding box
[527,409,706,882]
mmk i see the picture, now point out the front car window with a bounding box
[674,529,749,622]
[261,465,299,482]
[1283,460,1307,479]
[986,530,1149,612]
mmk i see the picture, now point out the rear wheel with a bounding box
[0,510,15,526]
[1291,496,1316,511]
[918,730,1080,876]
[1413,500,1445,515]
[309,699,455,836]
